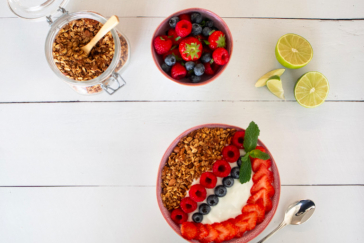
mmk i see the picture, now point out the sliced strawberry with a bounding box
[253,164,274,183]
[234,214,248,237]
[201,224,218,243]
[181,222,198,240]
[222,220,238,240]
[251,175,275,197]
[240,211,258,231]
[242,203,265,224]
[212,223,230,243]
[252,158,272,172]
[196,223,209,240]
[247,189,273,212]
[255,146,266,152]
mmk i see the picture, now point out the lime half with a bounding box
[294,72,329,108]
[255,69,285,87]
[275,33,313,69]
[267,76,285,100]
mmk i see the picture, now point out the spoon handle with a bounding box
[257,221,287,243]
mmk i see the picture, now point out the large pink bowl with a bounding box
[151,8,233,86]
[156,124,281,242]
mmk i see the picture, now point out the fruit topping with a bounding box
[161,63,171,73]
[180,197,198,213]
[191,12,203,24]
[171,208,188,224]
[179,37,202,61]
[201,52,212,63]
[234,215,248,237]
[222,221,238,240]
[199,203,211,215]
[242,203,265,224]
[202,27,213,37]
[240,211,258,230]
[208,30,226,50]
[206,195,219,206]
[247,189,273,212]
[194,63,205,76]
[230,166,240,179]
[196,223,209,240]
[192,213,204,223]
[169,16,179,28]
[181,221,198,240]
[212,223,230,243]
[212,160,231,177]
[191,23,203,36]
[213,47,230,65]
[222,145,240,162]
[171,63,187,80]
[203,62,215,75]
[214,185,227,197]
[189,184,207,202]
[222,176,234,188]
[164,54,176,66]
[252,158,272,172]
[185,61,195,71]
[232,130,245,148]
[251,175,275,197]
[201,224,218,243]
[153,35,173,55]
[176,20,192,38]
[253,164,274,183]
[200,172,217,189]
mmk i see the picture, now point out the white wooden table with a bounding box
[1,0,364,242]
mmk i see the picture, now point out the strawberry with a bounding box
[181,222,198,240]
[153,35,173,55]
[175,20,192,37]
[240,211,258,231]
[252,158,272,172]
[253,164,274,183]
[203,62,215,75]
[196,223,209,240]
[162,48,181,61]
[208,30,226,50]
[222,145,240,162]
[213,48,229,65]
[212,223,230,243]
[171,208,188,224]
[232,131,245,148]
[255,146,266,152]
[180,197,197,213]
[222,220,238,240]
[201,224,218,243]
[251,175,275,197]
[242,203,265,224]
[168,29,182,45]
[179,14,191,22]
[234,215,248,237]
[189,184,207,202]
[171,63,187,80]
[200,172,217,189]
[247,189,273,212]
[212,160,231,177]
[179,37,203,61]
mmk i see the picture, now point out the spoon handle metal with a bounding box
[257,221,287,243]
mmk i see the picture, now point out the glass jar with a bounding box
[7,0,130,95]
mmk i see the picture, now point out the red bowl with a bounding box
[156,124,281,242]
[151,8,233,86]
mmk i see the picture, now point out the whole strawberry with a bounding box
[171,63,187,80]
[179,37,203,61]
[208,30,226,50]
[175,20,192,38]
[153,35,172,55]
[213,48,230,65]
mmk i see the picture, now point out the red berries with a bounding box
[179,37,203,61]
[203,62,215,75]
[232,131,245,148]
[181,222,198,240]
[171,208,188,224]
[189,184,207,202]
[180,197,197,213]
[200,172,217,188]
[222,145,240,162]
[153,35,172,55]
[171,63,187,80]
[213,47,230,65]
[212,160,231,177]
[176,20,192,37]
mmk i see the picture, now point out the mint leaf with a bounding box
[239,156,252,184]
[243,121,260,153]
[250,149,270,160]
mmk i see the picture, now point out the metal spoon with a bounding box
[257,199,316,242]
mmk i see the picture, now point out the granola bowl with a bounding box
[151,8,233,86]
[156,124,280,243]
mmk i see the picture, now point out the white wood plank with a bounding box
[0,186,362,242]
[0,102,363,186]
[0,18,363,102]
[2,0,364,19]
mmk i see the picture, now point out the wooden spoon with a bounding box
[81,15,119,56]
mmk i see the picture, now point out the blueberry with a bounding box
[237,157,242,167]
[202,27,212,37]
[205,20,214,28]
[199,203,211,215]
[191,23,202,36]
[185,61,195,71]
[169,16,179,28]
[201,53,212,63]
[215,185,227,197]
[231,167,240,179]
[190,75,201,83]
[191,12,203,24]
[222,176,235,188]
[164,54,176,66]
[194,63,205,76]
[192,213,203,223]
[206,195,219,206]
[161,63,171,73]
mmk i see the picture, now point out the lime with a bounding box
[275,33,313,69]
[266,76,285,100]
[255,69,285,87]
[294,72,329,108]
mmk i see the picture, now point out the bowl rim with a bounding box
[151,8,234,86]
[156,123,281,243]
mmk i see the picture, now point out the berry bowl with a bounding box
[151,8,233,86]
[156,124,280,242]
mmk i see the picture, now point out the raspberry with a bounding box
[175,20,192,38]
[232,131,245,148]
[200,172,217,189]
[180,197,197,213]
[212,160,231,177]
[222,145,240,162]
[189,184,207,202]
[171,63,187,80]
[213,47,230,65]
[171,208,188,224]
[179,14,191,22]
[203,62,215,75]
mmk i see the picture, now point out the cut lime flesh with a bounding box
[267,77,285,100]
[255,69,285,87]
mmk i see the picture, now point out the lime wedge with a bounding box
[294,72,329,108]
[275,33,313,69]
[255,69,285,87]
[266,76,285,100]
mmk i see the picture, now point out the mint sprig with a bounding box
[243,121,260,152]
[239,154,252,184]
[250,149,270,160]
